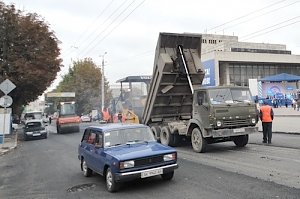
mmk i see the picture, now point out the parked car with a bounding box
[78,123,178,192]
[23,119,48,141]
[80,114,91,122]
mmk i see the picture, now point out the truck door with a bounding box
[194,91,210,126]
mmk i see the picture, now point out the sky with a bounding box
[2,0,300,92]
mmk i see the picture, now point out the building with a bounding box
[201,34,300,91]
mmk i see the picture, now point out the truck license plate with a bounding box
[141,168,163,178]
[233,128,245,133]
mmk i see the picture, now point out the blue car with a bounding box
[78,123,178,192]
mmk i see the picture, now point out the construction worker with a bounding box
[102,107,111,123]
[259,101,274,144]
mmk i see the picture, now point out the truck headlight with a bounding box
[216,121,222,127]
[251,118,256,124]
[120,160,134,169]
[163,153,176,161]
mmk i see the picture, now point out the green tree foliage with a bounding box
[0,2,61,116]
[53,58,112,115]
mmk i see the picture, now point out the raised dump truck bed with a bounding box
[142,32,205,125]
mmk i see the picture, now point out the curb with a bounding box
[0,145,17,156]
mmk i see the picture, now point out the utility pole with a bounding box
[100,52,107,111]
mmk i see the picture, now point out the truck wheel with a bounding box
[161,171,174,181]
[191,128,207,153]
[81,159,92,177]
[233,134,248,147]
[151,126,161,142]
[106,168,119,192]
[161,126,176,146]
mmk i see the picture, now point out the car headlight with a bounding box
[251,118,256,124]
[163,153,176,161]
[120,160,135,169]
[216,120,222,127]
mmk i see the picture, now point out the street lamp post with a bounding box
[101,52,107,111]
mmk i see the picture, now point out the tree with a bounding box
[0,2,61,116]
[53,58,112,115]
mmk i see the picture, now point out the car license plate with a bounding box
[233,128,245,133]
[141,168,163,178]
[33,133,41,136]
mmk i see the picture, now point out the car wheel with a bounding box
[161,171,174,181]
[81,159,92,177]
[106,168,119,192]
[191,127,207,153]
[233,134,249,147]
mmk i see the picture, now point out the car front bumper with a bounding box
[114,163,178,182]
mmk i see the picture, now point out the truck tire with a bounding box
[160,126,173,146]
[151,126,161,142]
[191,128,207,153]
[233,134,248,147]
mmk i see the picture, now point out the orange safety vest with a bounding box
[260,105,273,122]
[102,110,110,121]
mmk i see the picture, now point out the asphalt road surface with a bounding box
[0,122,299,199]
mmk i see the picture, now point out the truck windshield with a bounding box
[60,103,76,116]
[208,88,252,104]
[104,127,156,148]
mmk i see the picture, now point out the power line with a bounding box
[241,16,300,40]
[81,0,146,57]
[207,0,288,32]
[78,0,138,57]
[201,17,299,56]
[63,0,115,56]
[214,1,299,34]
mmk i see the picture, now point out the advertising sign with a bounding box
[202,59,215,86]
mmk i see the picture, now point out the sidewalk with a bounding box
[272,106,300,117]
[0,131,18,156]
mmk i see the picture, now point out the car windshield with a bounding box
[25,122,42,129]
[104,126,156,148]
[208,88,252,104]
[24,112,43,120]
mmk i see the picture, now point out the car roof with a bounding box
[88,123,148,132]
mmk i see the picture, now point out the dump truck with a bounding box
[142,32,259,152]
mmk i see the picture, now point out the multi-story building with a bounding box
[201,34,300,89]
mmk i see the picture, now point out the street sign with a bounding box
[0,95,13,108]
[0,79,16,95]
